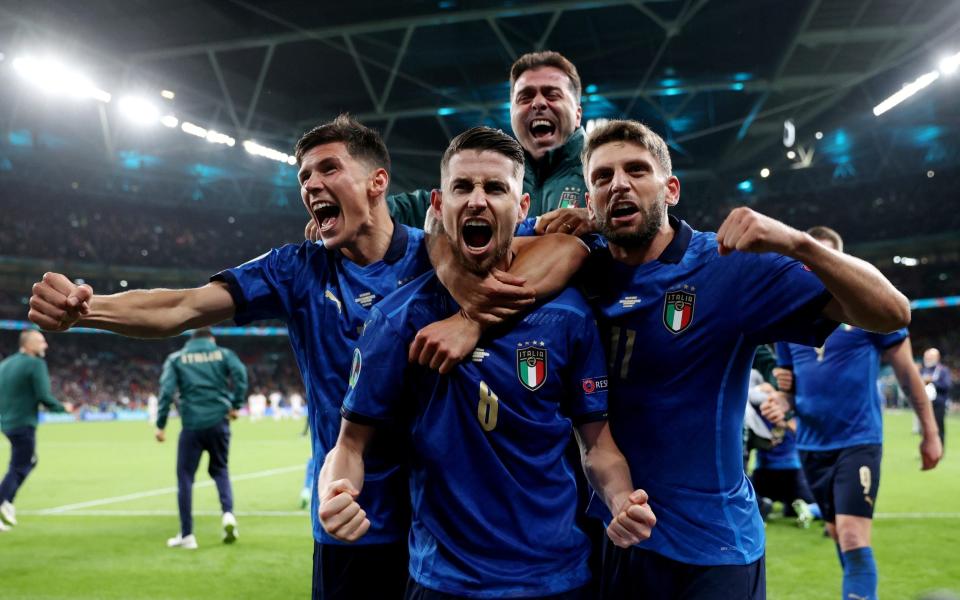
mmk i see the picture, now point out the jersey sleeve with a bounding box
[514,217,538,237]
[735,252,838,346]
[210,243,307,325]
[870,327,909,351]
[387,189,432,229]
[225,350,249,409]
[562,298,609,425]
[341,307,409,424]
[157,354,179,430]
[32,360,66,413]
[774,341,794,369]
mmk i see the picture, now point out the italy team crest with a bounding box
[516,343,548,391]
[663,290,695,334]
[558,187,581,208]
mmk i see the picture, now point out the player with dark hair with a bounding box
[28,114,590,599]
[762,226,941,600]
[559,119,907,598]
[0,330,71,530]
[319,126,654,599]
[156,327,248,549]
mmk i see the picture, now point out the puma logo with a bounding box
[325,290,343,314]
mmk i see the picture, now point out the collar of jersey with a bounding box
[382,218,409,264]
[658,214,693,264]
[184,338,217,350]
[525,127,585,181]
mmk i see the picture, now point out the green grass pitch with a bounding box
[0,411,956,599]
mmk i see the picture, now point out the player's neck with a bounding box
[339,202,395,266]
[608,221,676,266]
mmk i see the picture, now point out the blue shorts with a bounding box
[404,580,588,600]
[312,540,407,600]
[600,541,765,599]
[800,444,882,522]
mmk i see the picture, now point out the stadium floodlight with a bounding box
[786,150,796,160]
[939,51,960,75]
[814,131,823,140]
[873,70,940,116]
[11,56,111,103]
[243,140,296,165]
[205,129,235,147]
[118,96,160,125]
[181,121,208,138]
[160,89,176,99]
[160,115,179,128]
[760,168,770,178]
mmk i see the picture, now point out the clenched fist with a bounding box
[29,272,93,332]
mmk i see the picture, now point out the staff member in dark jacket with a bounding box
[157,328,248,550]
[0,330,70,530]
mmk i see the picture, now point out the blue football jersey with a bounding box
[343,274,608,598]
[581,216,837,566]
[776,326,908,451]
[212,224,431,545]
[756,427,801,470]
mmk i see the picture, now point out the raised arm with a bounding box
[884,338,942,470]
[29,272,235,338]
[716,207,910,332]
[576,421,655,548]
[409,233,590,373]
[317,419,375,542]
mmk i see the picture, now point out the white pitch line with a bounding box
[35,464,304,514]
[20,510,307,517]
[874,512,960,519]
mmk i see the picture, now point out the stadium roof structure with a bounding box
[1,0,959,206]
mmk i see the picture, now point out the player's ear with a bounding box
[430,188,443,217]
[369,168,389,198]
[664,176,680,207]
[586,192,596,222]
[517,192,530,222]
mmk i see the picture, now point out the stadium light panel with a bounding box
[11,56,111,103]
[118,96,160,125]
[814,131,824,140]
[873,70,940,116]
[939,51,960,75]
[160,89,176,99]
[160,115,179,128]
[243,140,297,165]
[786,150,796,159]
[181,121,207,138]
[205,129,235,147]
[760,168,770,178]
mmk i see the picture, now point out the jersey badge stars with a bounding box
[516,341,547,391]
[354,292,377,308]
[558,186,582,208]
[663,285,695,334]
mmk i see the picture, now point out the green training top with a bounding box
[0,352,67,433]
[157,338,249,431]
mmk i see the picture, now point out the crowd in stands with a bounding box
[0,181,306,271]
[0,331,304,412]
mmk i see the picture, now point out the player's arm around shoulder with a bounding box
[716,207,909,333]
[575,421,656,548]
[29,272,236,338]
[884,337,942,470]
[317,419,375,542]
